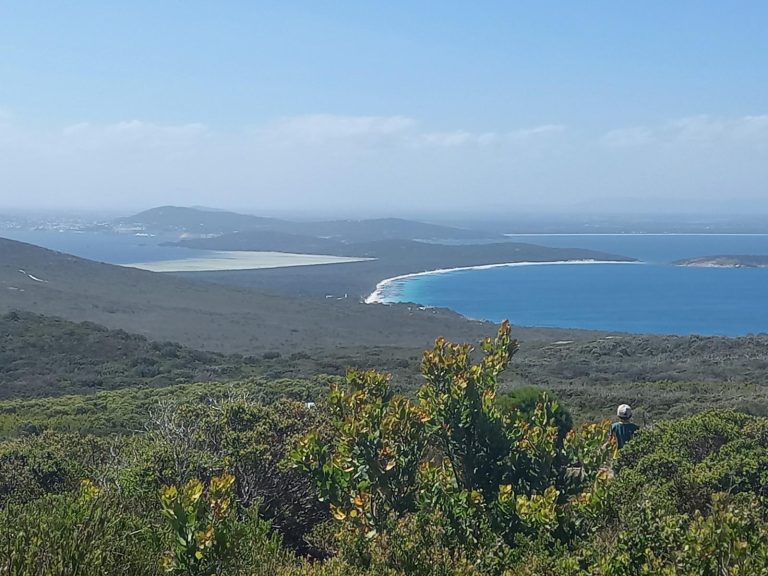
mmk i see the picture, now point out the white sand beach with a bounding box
[123,251,372,272]
[364,259,642,304]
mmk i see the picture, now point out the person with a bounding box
[610,404,639,449]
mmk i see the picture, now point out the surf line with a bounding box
[364,259,642,304]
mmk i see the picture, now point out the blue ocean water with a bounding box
[1,230,211,264]
[385,235,768,336]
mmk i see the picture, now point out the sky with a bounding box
[1,1,767,217]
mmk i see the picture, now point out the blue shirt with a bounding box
[611,421,639,449]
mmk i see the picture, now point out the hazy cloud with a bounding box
[264,114,416,146]
[601,115,768,148]
[0,114,766,215]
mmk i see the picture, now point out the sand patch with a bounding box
[123,251,372,272]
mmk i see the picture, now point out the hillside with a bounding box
[5,237,768,425]
[2,325,767,574]
[3,309,768,425]
[0,237,499,355]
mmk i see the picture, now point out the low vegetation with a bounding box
[0,311,262,399]
[2,322,767,574]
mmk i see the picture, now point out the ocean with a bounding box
[377,235,768,337]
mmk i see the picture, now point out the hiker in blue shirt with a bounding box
[610,404,640,449]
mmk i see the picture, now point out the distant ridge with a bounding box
[112,206,503,242]
[112,206,281,235]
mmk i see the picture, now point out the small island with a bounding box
[674,255,768,268]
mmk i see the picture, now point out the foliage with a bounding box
[0,483,163,575]
[514,334,768,422]
[160,474,240,574]
[0,430,116,506]
[117,396,329,552]
[3,318,768,575]
[0,311,263,399]
[0,376,330,438]
[610,409,768,515]
[574,493,768,575]
[418,323,518,497]
[293,369,427,533]
[294,322,614,570]
[496,386,573,440]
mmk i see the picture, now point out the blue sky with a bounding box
[1,1,767,215]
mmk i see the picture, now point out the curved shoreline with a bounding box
[364,259,642,304]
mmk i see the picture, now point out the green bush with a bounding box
[0,431,114,506]
[0,484,163,575]
[118,397,330,552]
[497,386,573,441]
[294,322,614,572]
[610,410,768,515]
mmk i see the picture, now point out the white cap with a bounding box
[617,404,632,419]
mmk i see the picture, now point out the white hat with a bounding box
[617,404,632,419]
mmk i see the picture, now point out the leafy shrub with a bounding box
[0,431,114,506]
[0,483,162,575]
[294,322,614,571]
[575,493,768,575]
[294,369,427,533]
[119,397,329,552]
[160,474,241,574]
[610,410,768,515]
[497,386,573,441]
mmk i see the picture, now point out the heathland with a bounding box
[2,314,767,574]
[2,211,768,574]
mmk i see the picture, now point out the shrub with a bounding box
[119,397,329,552]
[497,386,573,441]
[0,431,114,506]
[294,322,614,571]
[0,483,162,575]
[610,410,768,515]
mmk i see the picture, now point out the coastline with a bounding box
[364,259,642,304]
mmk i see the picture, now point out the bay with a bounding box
[385,235,768,336]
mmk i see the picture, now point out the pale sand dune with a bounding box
[122,251,372,272]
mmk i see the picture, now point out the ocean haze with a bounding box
[1,3,767,216]
[1,114,767,215]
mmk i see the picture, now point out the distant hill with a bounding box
[170,226,635,272]
[674,255,768,268]
[334,238,635,262]
[112,206,282,235]
[113,206,502,242]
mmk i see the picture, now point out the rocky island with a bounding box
[674,254,768,268]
